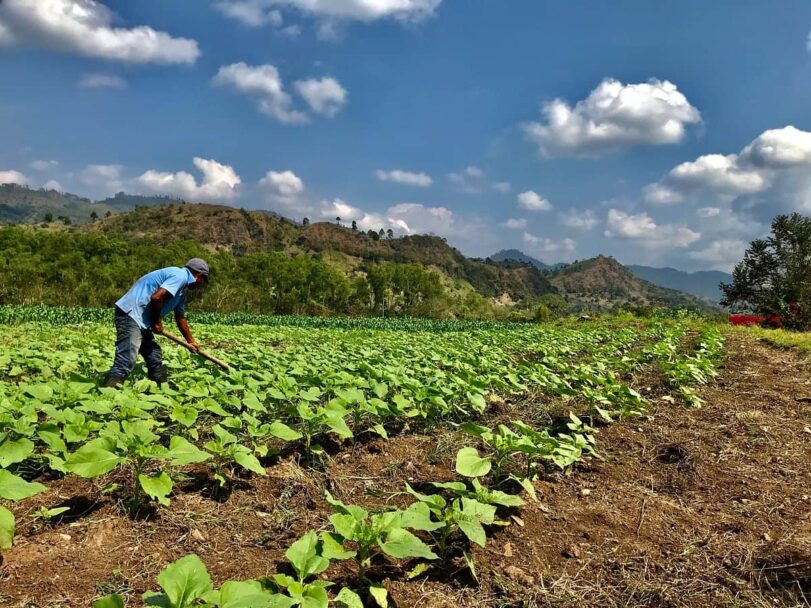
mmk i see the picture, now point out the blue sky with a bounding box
[2,0,811,271]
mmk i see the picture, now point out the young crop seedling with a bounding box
[203,424,265,488]
[323,491,437,581]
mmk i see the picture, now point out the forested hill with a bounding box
[88,203,555,301]
[549,255,714,312]
[0,184,181,224]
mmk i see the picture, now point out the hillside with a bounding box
[549,255,716,312]
[489,248,568,271]
[627,264,731,303]
[0,184,183,224]
[89,203,556,301]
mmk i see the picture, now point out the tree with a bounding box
[351,220,357,232]
[336,216,341,224]
[43,212,53,223]
[386,229,394,240]
[721,213,811,328]
[90,211,98,220]
[302,217,309,226]
[378,228,385,239]
[105,211,112,218]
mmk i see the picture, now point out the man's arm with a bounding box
[147,288,172,333]
[175,313,199,353]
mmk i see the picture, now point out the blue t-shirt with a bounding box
[115,267,195,329]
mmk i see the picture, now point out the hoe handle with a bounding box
[159,330,231,372]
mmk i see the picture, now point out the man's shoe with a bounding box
[147,366,168,385]
[102,375,125,388]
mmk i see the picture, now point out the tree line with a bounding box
[0,227,511,319]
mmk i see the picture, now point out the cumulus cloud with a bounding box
[688,239,748,271]
[267,0,442,22]
[80,164,123,195]
[77,73,126,89]
[258,169,309,214]
[214,1,283,27]
[375,169,432,188]
[558,208,598,231]
[522,78,701,158]
[213,63,308,125]
[137,157,241,204]
[517,190,552,211]
[697,207,721,218]
[0,170,27,185]
[644,126,811,224]
[43,179,63,191]
[448,166,510,194]
[30,159,59,172]
[502,218,527,230]
[0,0,199,64]
[213,63,347,124]
[294,77,347,116]
[604,209,700,248]
[522,232,576,257]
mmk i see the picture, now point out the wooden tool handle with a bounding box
[158,330,231,372]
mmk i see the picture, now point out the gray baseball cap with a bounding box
[185,258,210,280]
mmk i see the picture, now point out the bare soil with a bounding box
[1,333,810,607]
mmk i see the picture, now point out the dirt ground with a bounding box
[1,333,810,607]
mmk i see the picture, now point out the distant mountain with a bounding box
[549,255,717,312]
[0,184,183,225]
[627,265,731,303]
[490,249,567,271]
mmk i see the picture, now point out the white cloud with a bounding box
[643,183,683,205]
[502,218,527,230]
[0,170,27,185]
[294,77,347,117]
[375,169,433,188]
[30,159,59,172]
[522,78,701,158]
[558,208,598,231]
[43,179,63,191]
[267,0,442,22]
[80,164,123,195]
[0,0,199,64]
[448,166,509,194]
[522,232,576,256]
[137,157,241,204]
[213,63,309,125]
[77,73,126,89]
[697,207,721,218]
[688,239,748,271]
[260,169,304,197]
[604,208,700,248]
[517,190,552,211]
[214,1,283,27]
[644,126,811,222]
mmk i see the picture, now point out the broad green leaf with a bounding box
[0,505,14,549]
[319,531,355,560]
[218,581,291,608]
[269,421,302,442]
[334,588,363,608]
[92,595,124,608]
[285,531,330,581]
[156,554,213,608]
[456,519,487,547]
[24,384,53,402]
[399,502,443,532]
[171,406,198,428]
[233,448,266,476]
[379,528,437,560]
[0,437,34,467]
[64,437,123,478]
[455,447,491,478]
[167,436,211,467]
[369,585,388,608]
[0,469,46,501]
[324,491,367,521]
[467,392,487,413]
[139,472,173,506]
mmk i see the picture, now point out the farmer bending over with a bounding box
[103,258,210,387]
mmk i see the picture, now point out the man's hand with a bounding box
[153,321,164,335]
[187,339,200,354]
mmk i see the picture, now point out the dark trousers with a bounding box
[107,307,167,382]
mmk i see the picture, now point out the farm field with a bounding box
[0,310,808,607]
